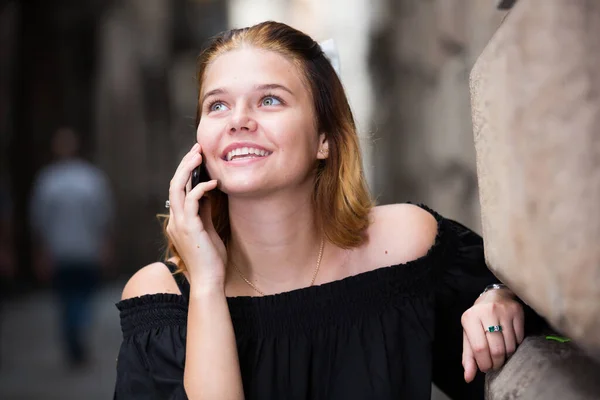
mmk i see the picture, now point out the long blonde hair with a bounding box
[162,21,373,271]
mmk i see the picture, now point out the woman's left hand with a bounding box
[461,288,525,383]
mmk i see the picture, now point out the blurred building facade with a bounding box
[370,0,506,230]
[1,0,507,277]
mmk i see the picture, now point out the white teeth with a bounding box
[226,147,271,161]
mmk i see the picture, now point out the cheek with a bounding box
[264,112,318,150]
[196,120,221,154]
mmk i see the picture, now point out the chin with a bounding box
[219,178,272,197]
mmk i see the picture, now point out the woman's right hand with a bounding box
[166,143,227,291]
[167,149,243,400]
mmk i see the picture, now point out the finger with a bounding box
[173,143,201,179]
[184,146,199,196]
[170,143,200,191]
[183,179,218,228]
[482,320,506,370]
[462,313,493,373]
[170,151,202,213]
[501,319,518,357]
[463,331,477,383]
[513,309,525,344]
[165,209,176,247]
[185,172,192,194]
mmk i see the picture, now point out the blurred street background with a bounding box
[0,0,510,398]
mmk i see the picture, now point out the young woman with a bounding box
[115,21,531,400]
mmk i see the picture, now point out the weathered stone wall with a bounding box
[471,0,600,360]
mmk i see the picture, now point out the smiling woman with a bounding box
[188,26,371,250]
[113,21,534,400]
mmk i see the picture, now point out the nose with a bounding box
[228,105,258,133]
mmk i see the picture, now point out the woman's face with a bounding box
[197,47,327,197]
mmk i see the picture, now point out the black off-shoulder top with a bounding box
[114,206,510,399]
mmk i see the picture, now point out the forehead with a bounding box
[202,47,308,95]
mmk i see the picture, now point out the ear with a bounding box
[316,133,329,160]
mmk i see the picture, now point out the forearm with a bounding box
[184,286,244,400]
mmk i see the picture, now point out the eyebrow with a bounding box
[200,83,294,106]
[200,88,225,106]
[254,83,294,95]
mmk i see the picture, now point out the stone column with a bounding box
[471,0,600,361]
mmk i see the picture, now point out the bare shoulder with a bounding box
[360,204,439,270]
[121,261,181,301]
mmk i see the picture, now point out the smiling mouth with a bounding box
[225,147,272,161]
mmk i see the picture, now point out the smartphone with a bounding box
[191,155,210,189]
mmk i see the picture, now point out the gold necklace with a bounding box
[230,238,325,296]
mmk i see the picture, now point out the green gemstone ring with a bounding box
[487,325,503,333]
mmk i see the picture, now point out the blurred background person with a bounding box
[29,127,114,368]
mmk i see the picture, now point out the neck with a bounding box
[226,187,323,293]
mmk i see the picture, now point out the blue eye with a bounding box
[261,96,282,106]
[209,102,229,112]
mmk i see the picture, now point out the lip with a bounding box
[220,142,272,160]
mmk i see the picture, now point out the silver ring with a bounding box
[165,200,170,209]
[487,325,503,333]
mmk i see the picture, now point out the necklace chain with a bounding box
[231,238,325,296]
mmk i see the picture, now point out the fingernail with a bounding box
[192,143,200,151]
